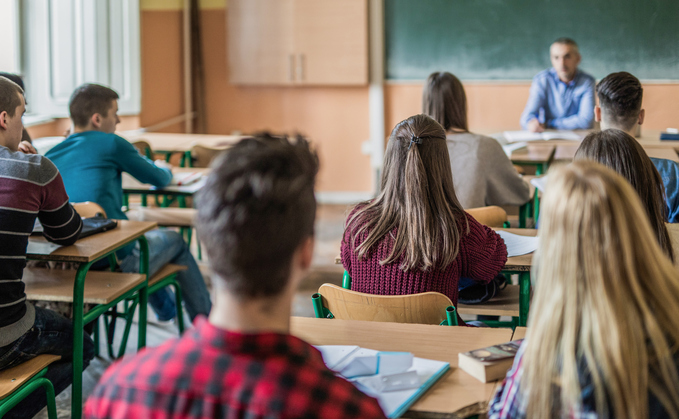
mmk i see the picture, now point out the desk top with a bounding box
[290,317,513,415]
[123,132,244,153]
[496,228,537,272]
[512,327,528,341]
[510,144,555,164]
[122,168,210,195]
[28,220,157,263]
[554,142,679,162]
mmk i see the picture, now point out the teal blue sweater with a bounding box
[46,131,172,220]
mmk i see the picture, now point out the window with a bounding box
[0,0,21,74]
[21,0,141,117]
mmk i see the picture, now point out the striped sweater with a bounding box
[341,211,507,310]
[0,146,82,346]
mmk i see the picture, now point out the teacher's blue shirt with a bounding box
[520,68,595,130]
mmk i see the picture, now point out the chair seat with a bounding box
[0,354,61,399]
[126,207,195,227]
[148,264,187,287]
[23,268,146,305]
[457,284,520,317]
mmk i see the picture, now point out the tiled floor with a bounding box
[32,204,351,418]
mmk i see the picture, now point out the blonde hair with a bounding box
[522,161,679,418]
[345,114,467,271]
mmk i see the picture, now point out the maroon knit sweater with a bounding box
[341,212,508,309]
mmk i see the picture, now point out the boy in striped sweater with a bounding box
[0,76,93,418]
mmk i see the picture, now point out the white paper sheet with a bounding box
[530,176,548,193]
[502,142,528,157]
[503,130,583,143]
[497,230,539,257]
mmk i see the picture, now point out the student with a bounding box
[574,129,674,260]
[520,38,595,132]
[0,76,93,418]
[341,114,507,323]
[489,161,679,418]
[0,72,32,144]
[46,83,211,322]
[84,134,387,419]
[596,71,679,222]
[423,71,530,208]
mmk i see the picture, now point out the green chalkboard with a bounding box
[386,0,679,80]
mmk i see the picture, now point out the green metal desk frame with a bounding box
[0,368,57,419]
[29,236,150,419]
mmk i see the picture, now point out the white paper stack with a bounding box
[496,231,539,257]
[503,130,583,143]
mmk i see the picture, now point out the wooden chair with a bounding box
[466,206,509,228]
[131,140,153,159]
[312,283,458,326]
[0,355,61,418]
[191,144,229,168]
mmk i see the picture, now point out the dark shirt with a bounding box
[84,317,386,419]
[0,146,82,345]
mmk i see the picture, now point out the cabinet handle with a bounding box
[298,53,305,82]
[289,54,295,82]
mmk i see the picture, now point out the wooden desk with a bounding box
[512,327,528,341]
[290,317,512,416]
[643,146,679,162]
[123,132,243,153]
[510,145,555,175]
[28,220,156,419]
[122,168,210,197]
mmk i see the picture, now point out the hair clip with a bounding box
[408,136,423,150]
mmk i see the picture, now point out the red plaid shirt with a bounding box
[84,317,386,419]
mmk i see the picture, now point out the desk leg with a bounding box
[519,272,531,327]
[519,203,527,228]
[137,235,149,350]
[533,187,540,223]
[71,261,93,419]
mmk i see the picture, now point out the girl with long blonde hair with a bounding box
[341,114,507,323]
[489,161,679,418]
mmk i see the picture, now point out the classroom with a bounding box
[1,0,679,418]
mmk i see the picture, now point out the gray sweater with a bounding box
[447,132,531,209]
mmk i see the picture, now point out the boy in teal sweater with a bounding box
[47,84,211,322]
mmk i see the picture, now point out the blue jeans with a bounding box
[119,230,212,321]
[0,306,95,419]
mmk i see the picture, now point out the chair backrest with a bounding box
[191,144,229,168]
[72,202,107,218]
[466,206,508,228]
[315,283,454,325]
[131,140,153,159]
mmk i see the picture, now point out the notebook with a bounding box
[33,215,118,239]
[170,171,203,186]
[503,130,582,143]
[316,345,450,418]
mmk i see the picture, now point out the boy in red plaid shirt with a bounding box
[84,134,386,419]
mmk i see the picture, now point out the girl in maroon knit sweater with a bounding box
[341,114,507,320]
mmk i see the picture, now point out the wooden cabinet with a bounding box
[228,0,368,86]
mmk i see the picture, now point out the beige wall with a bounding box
[27,1,679,194]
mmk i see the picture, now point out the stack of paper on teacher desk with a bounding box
[503,130,583,143]
[496,231,538,257]
[315,345,449,418]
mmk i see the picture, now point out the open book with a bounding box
[170,171,203,186]
[316,345,449,418]
[503,130,582,143]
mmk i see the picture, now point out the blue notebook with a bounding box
[315,346,450,418]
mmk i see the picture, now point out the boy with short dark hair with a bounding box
[595,71,679,222]
[46,83,211,322]
[0,76,92,418]
[84,134,386,419]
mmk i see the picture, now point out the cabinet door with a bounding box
[228,0,295,84]
[293,0,368,85]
